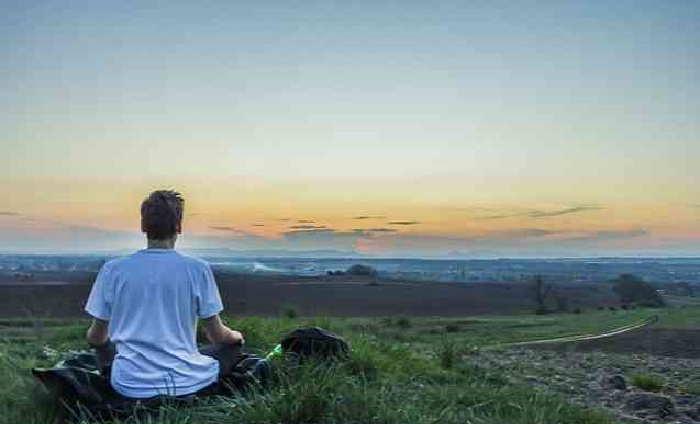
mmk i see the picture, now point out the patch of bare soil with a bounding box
[533,328,700,359]
[473,348,700,424]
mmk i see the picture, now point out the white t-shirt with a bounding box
[85,248,224,398]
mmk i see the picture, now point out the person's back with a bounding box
[84,190,243,398]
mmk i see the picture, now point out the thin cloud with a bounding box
[283,228,367,238]
[209,226,257,237]
[210,226,236,231]
[388,221,421,226]
[275,218,290,221]
[562,228,649,243]
[527,206,603,218]
[297,219,315,224]
[289,225,326,230]
[477,206,603,220]
[0,212,20,216]
[352,215,387,220]
[366,228,398,233]
[252,224,265,227]
[478,213,520,220]
[503,228,556,238]
[690,204,700,209]
[187,213,202,217]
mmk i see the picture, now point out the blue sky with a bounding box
[1,1,698,256]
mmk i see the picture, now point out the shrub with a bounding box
[598,306,605,311]
[346,264,378,276]
[379,317,393,326]
[631,373,664,392]
[444,324,460,333]
[573,308,582,314]
[437,339,458,369]
[396,317,412,328]
[612,274,665,307]
[281,304,300,319]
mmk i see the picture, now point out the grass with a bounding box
[630,373,664,392]
[3,306,697,424]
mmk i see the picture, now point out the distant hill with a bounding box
[181,248,367,259]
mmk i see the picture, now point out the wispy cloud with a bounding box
[478,206,603,220]
[364,228,398,233]
[561,228,649,243]
[690,204,700,209]
[289,225,326,230]
[0,212,20,216]
[352,215,387,220]
[503,228,557,238]
[187,213,202,217]
[297,219,315,224]
[209,226,257,237]
[388,221,421,226]
[283,228,368,238]
[252,224,265,227]
[527,206,603,218]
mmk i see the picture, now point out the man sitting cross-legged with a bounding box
[85,190,244,399]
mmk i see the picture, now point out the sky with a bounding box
[1,1,699,257]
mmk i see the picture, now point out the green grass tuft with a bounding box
[630,373,664,392]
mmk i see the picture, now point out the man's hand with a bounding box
[86,318,109,347]
[202,315,244,345]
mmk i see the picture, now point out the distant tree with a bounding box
[612,274,665,307]
[554,293,568,312]
[531,275,552,314]
[346,264,378,277]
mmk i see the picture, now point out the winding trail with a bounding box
[506,315,659,347]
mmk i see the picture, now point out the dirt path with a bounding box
[506,315,659,347]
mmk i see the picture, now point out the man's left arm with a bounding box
[87,318,109,347]
[85,263,112,347]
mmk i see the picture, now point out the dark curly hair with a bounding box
[140,190,184,240]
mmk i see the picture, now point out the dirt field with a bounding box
[0,271,618,318]
[534,328,700,359]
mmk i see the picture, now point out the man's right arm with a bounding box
[201,314,244,345]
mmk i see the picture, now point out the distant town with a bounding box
[1,254,698,289]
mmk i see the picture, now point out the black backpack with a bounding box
[281,327,350,360]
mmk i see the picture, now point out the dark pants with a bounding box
[95,341,243,378]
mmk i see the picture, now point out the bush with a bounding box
[598,306,605,311]
[346,264,378,276]
[396,317,412,328]
[281,305,300,319]
[631,373,664,392]
[379,317,393,326]
[573,308,582,314]
[437,339,458,369]
[612,274,665,307]
[444,324,460,333]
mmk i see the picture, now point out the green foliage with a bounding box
[444,323,460,333]
[631,373,664,392]
[3,311,672,424]
[396,316,412,328]
[437,339,459,369]
[531,274,552,312]
[281,304,301,319]
[346,263,378,276]
[612,274,665,307]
